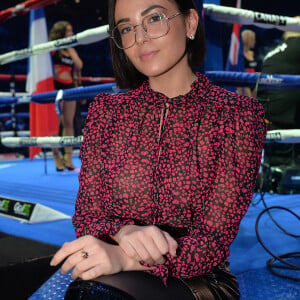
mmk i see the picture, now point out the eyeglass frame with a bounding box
[110,11,183,50]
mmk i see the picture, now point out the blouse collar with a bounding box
[138,72,209,105]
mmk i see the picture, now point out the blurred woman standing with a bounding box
[49,20,83,171]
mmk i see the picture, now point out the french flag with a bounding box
[26,8,58,160]
[225,0,244,72]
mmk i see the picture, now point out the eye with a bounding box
[118,24,134,35]
[147,12,164,24]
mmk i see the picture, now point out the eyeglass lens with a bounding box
[112,12,169,49]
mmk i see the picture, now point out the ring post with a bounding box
[42,148,47,175]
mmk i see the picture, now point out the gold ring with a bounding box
[81,250,89,259]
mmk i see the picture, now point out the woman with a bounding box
[50,0,266,299]
[237,29,258,97]
[242,29,257,74]
[49,21,83,171]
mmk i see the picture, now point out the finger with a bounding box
[79,263,103,281]
[60,250,84,274]
[162,232,178,257]
[50,238,87,266]
[129,239,155,265]
[119,240,142,261]
[71,255,96,279]
[149,228,170,256]
[50,242,77,266]
[143,237,166,264]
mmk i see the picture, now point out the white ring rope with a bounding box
[0,24,109,65]
[0,131,29,138]
[1,136,83,148]
[203,4,300,32]
[0,92,28,97]
[265,130,300,144]
[2,130,300,148]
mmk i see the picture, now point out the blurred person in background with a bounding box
[237,29,258,97]
[49,20,83,171]
[257,17,300,169]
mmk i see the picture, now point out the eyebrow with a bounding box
[115,5,167,26]
[141,5,166,16]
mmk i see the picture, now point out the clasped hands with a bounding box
[50,225,178,280]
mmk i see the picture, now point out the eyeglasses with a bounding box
[110,11,182,50]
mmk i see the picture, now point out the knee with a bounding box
[62,119,73,129]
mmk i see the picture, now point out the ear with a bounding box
[185,9,199,39]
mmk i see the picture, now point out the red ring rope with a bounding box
[0,0,61,23]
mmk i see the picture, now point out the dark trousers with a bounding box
[64,265,240,300]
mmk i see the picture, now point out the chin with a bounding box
[137,65,169,78]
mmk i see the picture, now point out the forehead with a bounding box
[114,0,177,19]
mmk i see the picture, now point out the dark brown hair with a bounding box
[108,0,206,89]
[49,21,71,41]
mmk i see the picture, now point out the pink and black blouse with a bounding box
[73,73,266,284]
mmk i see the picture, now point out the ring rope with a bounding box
[1,72,300,106]
[0,24,109,65]
[2,71,300,88]
[0,0,60,23]
[2,129,300,149]
[207,71,300,89]
[1,136,83,148]
[203,4,300,32]
[265,130,300,144]
[0,130,29,138]
[0,82,119,106]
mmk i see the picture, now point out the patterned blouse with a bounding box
[73,73,266,284]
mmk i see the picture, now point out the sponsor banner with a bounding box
[254,13,287,26]
[0,196,34,221]
[0,195,71,223]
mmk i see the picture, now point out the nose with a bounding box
[135,24,150,45]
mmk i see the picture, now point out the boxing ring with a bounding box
[0,1,299,299]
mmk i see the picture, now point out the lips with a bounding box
[139,50,159,61]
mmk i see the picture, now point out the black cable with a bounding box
[261,196,300,238]
[255,205,300,282]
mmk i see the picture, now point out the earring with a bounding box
[189,34,195,40]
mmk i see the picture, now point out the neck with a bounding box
[148,65,197,99]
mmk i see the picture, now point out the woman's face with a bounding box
[65,25,74,37]
[114,0,193,78]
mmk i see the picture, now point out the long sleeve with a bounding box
[144,96,266,284]
[72,94,134,239]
